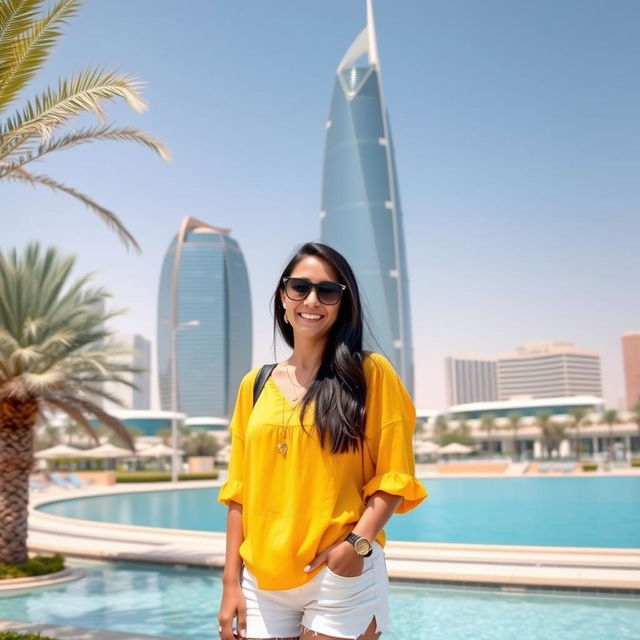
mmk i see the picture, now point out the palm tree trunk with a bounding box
[0,397,39,564]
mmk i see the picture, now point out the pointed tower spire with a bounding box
[366,0,380,67]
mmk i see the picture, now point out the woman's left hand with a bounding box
[304,540,364,577]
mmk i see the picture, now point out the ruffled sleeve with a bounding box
[362,354,428,514]
[217,369,257,507]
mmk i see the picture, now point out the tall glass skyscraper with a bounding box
[320,0,414,396]
[157,217,252,418]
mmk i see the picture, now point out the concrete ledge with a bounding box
[0,568,84,593]
[0,619,182,640]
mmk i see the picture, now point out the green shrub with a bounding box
[581,462,598,472]
[631,458,640,467]
[115,471,218,483]
[0,633,59,639]
[0,554,64,579]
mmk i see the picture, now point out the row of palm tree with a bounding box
[432,406,640,460]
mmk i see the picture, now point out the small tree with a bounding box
[479,413,497,456]
[506,411,523,459]
[535,411,553,457]
[186,432,221,458]
[569,408,587,461]
[600,409,618,459]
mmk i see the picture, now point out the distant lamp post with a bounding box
[171,319,200,482]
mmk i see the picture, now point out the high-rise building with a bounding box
[320,0,414,396]
[445,355,497,406]
[157,217,252,418]
[622,332,640,409]
[103,333,151,412]
[497,342,602,401]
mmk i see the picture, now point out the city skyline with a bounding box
[321,0,414,394]
[4,1,639,410]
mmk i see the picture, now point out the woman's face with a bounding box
[280,255,343,343]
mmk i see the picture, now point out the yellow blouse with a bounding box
[217,352,428,590]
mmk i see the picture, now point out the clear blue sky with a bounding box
[4,0,639,410]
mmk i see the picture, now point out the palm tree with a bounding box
[631,402,640,454]
[479,413,497,456]
[569,408,587,461]
[600,409,618,459]
[535,411,553,458]
[0,243,137,564]
[506,411,523,459]
[0,0,169,252]
[433,415,448,443]
[63,420,81,445]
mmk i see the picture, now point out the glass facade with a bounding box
[157,218,252,418]
[320,11,414,396]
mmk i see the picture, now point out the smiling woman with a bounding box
[216,241,427,640]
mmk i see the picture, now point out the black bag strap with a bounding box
[253,363,277,407]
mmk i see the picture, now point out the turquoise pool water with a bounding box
[1,560,639,640]
[38,476,640,547]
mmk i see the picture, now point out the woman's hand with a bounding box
[218,581,246,640]
[304,540,364,578]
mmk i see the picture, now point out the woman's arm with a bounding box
[217,501,246,640]
[304,490,402,575]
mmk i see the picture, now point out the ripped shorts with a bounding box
[241,542,390,639]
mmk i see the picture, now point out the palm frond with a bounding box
[0,124,170,176]
[0,67,147,153]
[2,168,141,252]
[0,1,41,43]
[42,395,100,445]
[0,0,81,114]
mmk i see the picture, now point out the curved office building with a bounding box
[320,0,414,395]
[157,217,252,418]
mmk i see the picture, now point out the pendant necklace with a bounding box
[276,360,318,456]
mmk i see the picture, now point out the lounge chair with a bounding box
[67,472,92,488]
[538,463,550,473]
[50,472,73,489]
[562,462,575,473]
[29,478,47,492]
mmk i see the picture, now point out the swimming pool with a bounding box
[1,560,639,640]
[38,476,640,548]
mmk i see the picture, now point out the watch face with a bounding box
[354,537,372,555]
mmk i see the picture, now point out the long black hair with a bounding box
[273,242,367,454]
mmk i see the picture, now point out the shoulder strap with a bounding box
[253,363,277,407]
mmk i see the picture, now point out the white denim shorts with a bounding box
[241,542,390,639]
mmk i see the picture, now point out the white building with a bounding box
[445,355,497,406]
[102,334,152,412]
[497,342,602,401]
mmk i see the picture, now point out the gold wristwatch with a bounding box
[345,532,372,557]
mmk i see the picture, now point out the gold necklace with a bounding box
[277,396,298,456]
[275,360,318,456]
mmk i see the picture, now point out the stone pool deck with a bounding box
[24,480,640,593]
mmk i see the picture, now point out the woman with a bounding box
[217,242,427,640]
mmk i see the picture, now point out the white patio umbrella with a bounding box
[35,444,85,459]
[414,441,440,455]
[439,442,474,455]
[137,443,184,457]
[80,443,136,459]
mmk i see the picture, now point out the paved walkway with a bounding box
[26,481,640,592]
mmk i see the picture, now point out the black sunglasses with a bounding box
[282,277,346,306]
